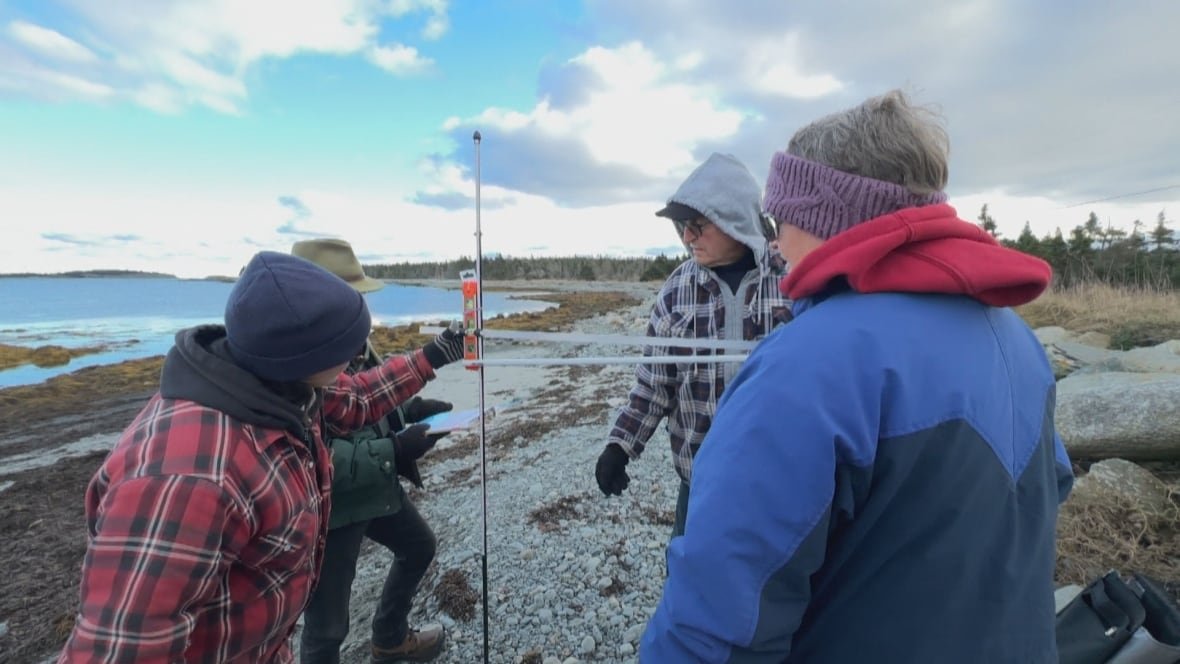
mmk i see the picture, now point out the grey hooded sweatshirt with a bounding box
[608,152,792,483]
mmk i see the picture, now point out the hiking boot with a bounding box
[370,624,445,663]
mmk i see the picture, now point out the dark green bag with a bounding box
[327,426,404,529]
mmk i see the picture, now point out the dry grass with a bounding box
[527,494,586,533]
[365,290,640,355]
[1056,484,1180,588]
[0,357,163,429]
[481,291,641,332]
[0,343,107,371]
[599,577,626,597]
[1016,282,1180,349]
[433,568,479,622]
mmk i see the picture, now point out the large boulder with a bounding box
[1070,458,1175,515]
[1120,339,1180,374]
[1036,327,1118,379]
[1056,372,1180,460]
[1036,327,1180,380]
[1035,326,1111,350]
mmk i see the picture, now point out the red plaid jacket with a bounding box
[58,347,435,663]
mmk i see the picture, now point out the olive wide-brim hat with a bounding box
[290,238,386,293]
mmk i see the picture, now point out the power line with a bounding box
[1061,183,1180,209]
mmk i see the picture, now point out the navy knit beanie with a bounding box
[225,251,372,382]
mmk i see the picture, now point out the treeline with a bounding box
[366,253,688,282]
[2,269,177,279]
[979,206,1179,289]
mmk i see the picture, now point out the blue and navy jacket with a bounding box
[642,204,1074,663]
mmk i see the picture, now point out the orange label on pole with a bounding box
[460,269,479,370]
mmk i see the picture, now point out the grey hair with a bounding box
[787,89,949,196]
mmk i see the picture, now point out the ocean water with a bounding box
[0,277,553,388]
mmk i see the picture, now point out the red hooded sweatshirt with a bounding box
[781,204,1051,307]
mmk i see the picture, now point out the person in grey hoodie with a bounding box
[593,152,792,537]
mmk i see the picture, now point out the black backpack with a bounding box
[1056,571,1180,663]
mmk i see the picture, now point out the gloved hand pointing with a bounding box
[422,320,466,369]
[595,443,631,496]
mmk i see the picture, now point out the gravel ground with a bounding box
[300,282,679,664]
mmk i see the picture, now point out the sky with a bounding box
[1,0,1177,279]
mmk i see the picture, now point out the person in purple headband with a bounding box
[643,90,1073,663]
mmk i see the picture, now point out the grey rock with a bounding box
[1057,372,1180,460]
[1071,458,1175,514]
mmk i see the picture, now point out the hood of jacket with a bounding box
[159,325,312,435]
[665,153,771,263]
[781,203,1051,307]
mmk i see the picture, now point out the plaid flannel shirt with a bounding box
[609,255,791,482]
[58,349,435,664]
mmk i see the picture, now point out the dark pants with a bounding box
[672,480,690,538]
[300,498,437,664]
[665,481,691,576]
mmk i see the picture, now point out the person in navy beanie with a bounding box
[59,251,466,664]
[224,250,375,384]
[643,90,1073,663]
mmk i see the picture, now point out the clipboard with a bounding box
[419,406,495,435]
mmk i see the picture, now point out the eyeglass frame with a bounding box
[761,212,783,239]
[673,217,712,240]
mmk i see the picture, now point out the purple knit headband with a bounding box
[763,152,947,240]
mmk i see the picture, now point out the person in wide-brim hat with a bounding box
[292,238,386,293]
[292,237,455,664]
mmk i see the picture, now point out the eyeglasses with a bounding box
[674,218,711,240]
[763,212,783,234]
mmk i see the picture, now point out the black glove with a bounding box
[595,444,631,496]
[401,396,453,424]
[394,423,447,489]
[422,321,466,369]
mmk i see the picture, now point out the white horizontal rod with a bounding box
[467,354,751,367]
[418,326,758,352]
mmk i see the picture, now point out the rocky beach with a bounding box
[1,279,1178,663]
[0,279,678,663]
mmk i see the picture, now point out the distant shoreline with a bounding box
[0,270,236,282]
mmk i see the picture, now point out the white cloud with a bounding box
[37,68,115,98]
[130,83,184,114]
[367,43,433,75]
[421,15,449,40]
[0,174,685,278]
[744,34,844,100]
[542,41,747,172]
[386,0,450,38]
[3,168,1175,278]
[7,20,98,63]
[0,0,450,113]
[434,41,747,205]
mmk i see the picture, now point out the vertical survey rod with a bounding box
[472,129,489,664]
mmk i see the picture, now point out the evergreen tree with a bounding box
[1014,222,1041,255]
[1040,228,1069,267]
[1067,225,1094,255]
[1150,210,1175,251]
[977,204,1000,238]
